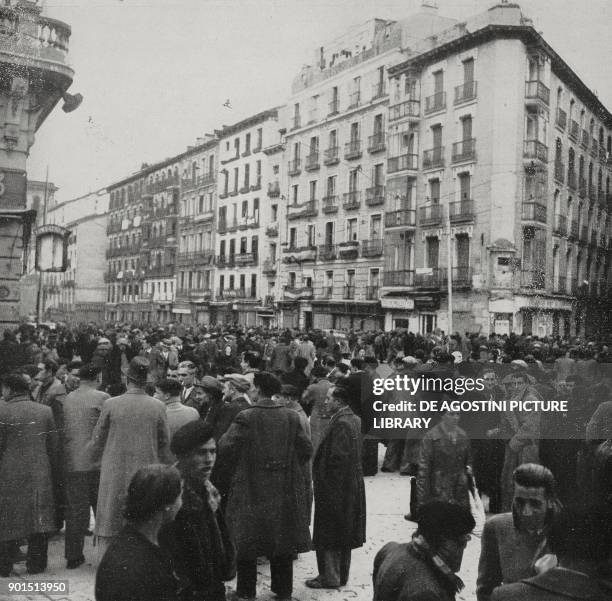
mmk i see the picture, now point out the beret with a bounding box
[171,420,214,457]
[416,500,475,540]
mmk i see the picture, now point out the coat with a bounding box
[373,542,455,601]
[159,477,236,601]
[490,568,611,601]
[218,399,312,560]
[477,513,549,601]
[95,525,179,601]
[89,388,171,537]
[312,406,366,550]
[0,395,59,541]
[302,378,332,452]
[416,423,471,509]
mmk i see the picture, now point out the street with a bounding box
[1,446,481,601]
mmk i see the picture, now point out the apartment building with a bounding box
[382,2,612,337]
[43,190,109,322]
[175,136,218,324]
[213,108,282,326]
[278,8,455,330]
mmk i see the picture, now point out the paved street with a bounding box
[1,446,481,601]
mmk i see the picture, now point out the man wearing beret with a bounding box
[219,372,312,601]
[89,357,172,560]
[160,421,236,601]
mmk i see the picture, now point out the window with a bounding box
[289,272,296,287]
[329,129,337,149]
[309,180,317,201]
[307,225,315,247]
[219,274,225,290]
[256,128,262,149]
[239,274,245,290]
[373,163,384,186]
[250,274,257,297]
[325,222,334,245]
[234,137,240,157]
[433,69,444,94]
[229,275,235,289]
[432,124,443,149]
[347,269,355,286]
[243,163,250,188]
[370,215,381,238]
[251,236,258,256]
[426,237,439,267]
[463,58,474,83]
[241,200,248,218]
[240,237,247,254]
[459,173,471,200]
[229,239,235,258]
[253,198,259,221]
[350,122,360,142]
[461,115,472,140]
[292,184,299,204]
[430,179,441,203]
[271,204,278,221]
[289,227,297,248]
[245,133,251,153]
[347,218,358,241]
[349,169,359,192]
[373,113,384,136]
[233,167,239,192]
[326,175,336,196]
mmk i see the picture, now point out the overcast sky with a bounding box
[29,0,612,201]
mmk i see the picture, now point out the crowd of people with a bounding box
[0,320,611,600]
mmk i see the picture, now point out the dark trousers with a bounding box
[362,437,379,476]
[382,439,420,475]
[237,556,293,599]
[0,534,48,575]
[315,548,352,586]
[65,470,99,561]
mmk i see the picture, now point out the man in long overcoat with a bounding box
[306,384,366,589]
[0,374,59,576]
[218,372,312,601]
[88,357,171,560]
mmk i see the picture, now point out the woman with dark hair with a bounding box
[95,464,182,601]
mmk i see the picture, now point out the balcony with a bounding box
[423,146,445,170]
[324,146,340,166]
[235,252,258,266]
[344,139,362,160]
[569,120,579,141]
[554,161,565,184]
[338,241,359,260]
[567,170,577,190]
[520,268,546,290]
[372,82,387,100]
[265,222,278,237]
[368,133,386,153]
[288,159,301,176]
[424,91,446,114]
[283,245,317,263]
[343,191,361,210]
[521,202,547,223]
[318,244,337,261]
[146,264,175,278]
[385,208,416,228]
[216,255,234,268]
[419,204,443,226]
[444,266,473,289]
[555,108,567,131]
[343,285,356,300]
[525,80,550,106]
[305,153,320,171]
[322,195,339,213]
[366,286,379,300]
[348,91,361,109]
[383,270,415,287]
[287,199,318,220]
[365,185,385,206]
[250,178,262,192]
[449,199,474,222]
[268,182,281,198]
[262,259,277,275]
[362,239,384,258]
[387,153,418,174]
[454,80,477,104]
[553,214,567,236]
[283,286,314,300]
[177,250,214,266]
[389,99,420,122]
[581,130,590,148]
[328,99,340,116]
[415,268,441,289]
[451,139,476,163]
[523,140,548,163]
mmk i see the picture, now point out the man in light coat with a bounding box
[0,374,59,576]
[88,357,171,560]
[219,372,312,601]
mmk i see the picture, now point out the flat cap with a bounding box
[220,373,251,392]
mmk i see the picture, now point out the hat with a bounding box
[199,375,223,392]
[117,337,129,346]
[127,357,149,383]
[171,420,214,457]
[97,337,111,346]
[402,356,419,366]
[511,359,529,370]
[161,338,172,346]
[220,373,251,392]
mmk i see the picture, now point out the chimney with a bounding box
[421,0,439,14]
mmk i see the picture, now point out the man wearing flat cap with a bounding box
[88,356,172,560]
[373,501,475,601]
[160,421,236,601]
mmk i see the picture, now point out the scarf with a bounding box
[410,533,465,595]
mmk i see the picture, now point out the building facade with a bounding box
[42,189,110,322]
[381,2,612,337]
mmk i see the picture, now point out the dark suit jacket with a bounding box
[491,567,611,601]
